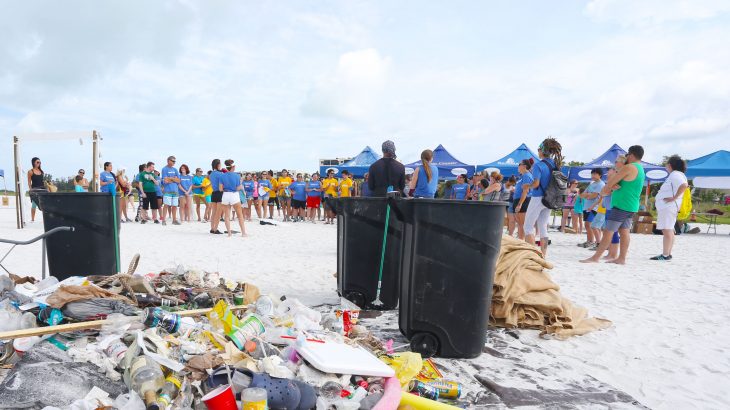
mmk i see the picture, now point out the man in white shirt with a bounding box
[652,155,688,261]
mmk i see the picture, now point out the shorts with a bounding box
[591,212,606,230]
[292,199,306,210]
[606,211,620,244]
[221,192,241,206]
[605,207,634,232]
[205,195,211,203]
[163,194,179,207]
[268,196,279,207]
[259,194,269,202]
[656,206,679,230]
[583,210,597,223]
[512,197,531,214]
[523,196,550,238]
[324,197,337,214]
[143,191,159,210]
[307,196,321,208]
[193,193,205,199]
[211,191,223,203]
[279,195,291,203]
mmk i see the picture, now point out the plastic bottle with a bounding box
[130,356,165,410]
[254,295,275,316]
[243,339,279,359]
[157,374,182,408]
[241,387,268,410]
[103,339,129,365]
[262,326,297,345]
[277,296,322,324]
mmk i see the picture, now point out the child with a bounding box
[572,188,584,235]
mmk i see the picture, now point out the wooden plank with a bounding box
[0,305,248,340]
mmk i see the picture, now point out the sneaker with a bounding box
[153,220,160,224]
[589,244,599,251]
[162,220,167,226]
[650,254,672,261]
[210,230,223,235]
[126,218,133,222]
[172,221,181,225]
[578,241,593,248]
[141,220,147,224]
[135,217,139,222]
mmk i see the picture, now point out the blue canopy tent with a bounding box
[319,146,381,178]
[476,143,539,178]
[567,144,668,182]
[686,150,730,178]
[404,144,475,180]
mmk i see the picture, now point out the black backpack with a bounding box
[541,159,568,209]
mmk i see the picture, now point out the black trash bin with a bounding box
[38,192,120,281]
[335,197,403,309]
[394,198,505,358]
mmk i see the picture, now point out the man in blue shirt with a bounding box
[161,155,181,225]
[290,173,308,222]
[99,162,116,195]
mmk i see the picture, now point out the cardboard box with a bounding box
[635,222,654,234]
[632,211,654,233]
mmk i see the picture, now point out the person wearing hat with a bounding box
[161,155,182,225]
[367,140,405,197]
[74,169,89,192]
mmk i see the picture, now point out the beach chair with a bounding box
[0,226,74,279]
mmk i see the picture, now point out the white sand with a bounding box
[1,202,729,409]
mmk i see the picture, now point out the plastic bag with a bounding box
[113,391,145,410]
[381,352,422,387]
[61,298,138,321]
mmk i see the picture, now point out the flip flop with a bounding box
[242,369,302,409]
[291,379,317,410]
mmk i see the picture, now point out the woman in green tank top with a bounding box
[611,162,645,212]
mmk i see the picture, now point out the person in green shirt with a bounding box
[581,145,646,265]
[138,162,161,224]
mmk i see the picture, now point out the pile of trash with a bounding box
[0,266,464,410]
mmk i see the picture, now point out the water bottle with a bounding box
[129,356,165,410]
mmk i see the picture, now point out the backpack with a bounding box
[540,159,568,209]
[677,187,692,220]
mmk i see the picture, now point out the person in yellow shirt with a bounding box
[268,170,280,218]
[322,169,339,224]
[277,169,294,221]
[201,171,213,222]
[339,170,354,198]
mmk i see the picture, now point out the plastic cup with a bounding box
[202,384,238,410]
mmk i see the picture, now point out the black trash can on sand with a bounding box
[393,198,505,358]
[335,197,402,310]
[39,192,120,281]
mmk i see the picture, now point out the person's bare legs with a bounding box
[210,203,221,231]
[607,228,631,264]
[507,213,516,236]
[539,236,548,256]
[662,229,674,256]
[580,230,614,263]
[222,204,232,237]
[561,210,568,231]
[234,203,247,236]
[516,213,526,240]
[525,233,536,246]
[585,220,594,243]
[576,215,583,234]
[31,207,36,222]
[593,227,602,244]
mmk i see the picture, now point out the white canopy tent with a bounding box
[692,177,730,189]
[13,130,101,229]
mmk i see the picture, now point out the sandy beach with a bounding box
[1,202,729,409]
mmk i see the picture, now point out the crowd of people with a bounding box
[26,138,691,260]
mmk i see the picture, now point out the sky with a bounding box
[1,0,730,179]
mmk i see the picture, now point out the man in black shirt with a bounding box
[367,140,405,197]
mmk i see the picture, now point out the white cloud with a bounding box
[585,0,730,26]
[648,117,730,140]
[301,48,390,122]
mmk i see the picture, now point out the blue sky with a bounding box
[1,0,730,179]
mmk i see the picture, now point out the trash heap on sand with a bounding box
[0,265,463,410]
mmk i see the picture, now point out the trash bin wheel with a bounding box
[344,291,366,308]
[410,332,439,358]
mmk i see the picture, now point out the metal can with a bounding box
[408,380,439,401]
[234,293,245,306]
[425,380,462,399]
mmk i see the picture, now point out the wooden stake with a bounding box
[0,305,248,340]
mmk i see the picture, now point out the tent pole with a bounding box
[13,136,23,230]
[91,130,99,192]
